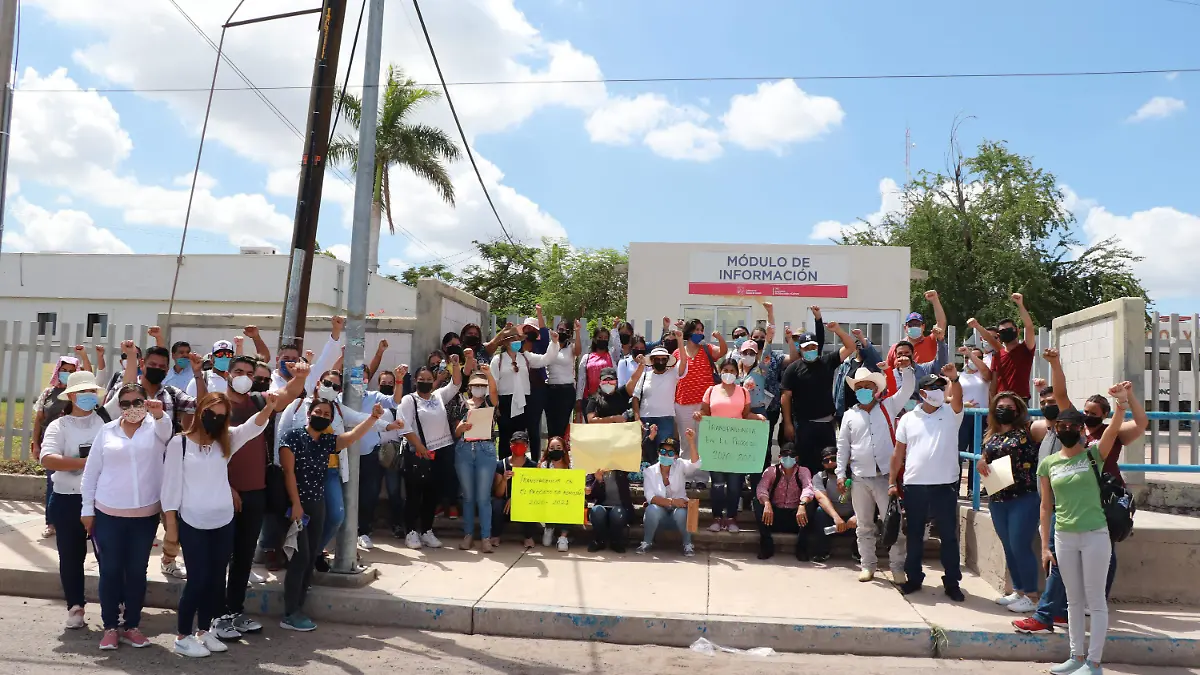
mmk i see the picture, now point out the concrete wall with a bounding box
[414,278,490,363]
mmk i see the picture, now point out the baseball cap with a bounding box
[918,373,948,390]
[521,317,539,334]
[213,340,234,354]
[906,312,925,325]
[599,367,618,381]
[794,332,818,347]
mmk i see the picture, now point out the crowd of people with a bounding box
[29,292,1141,673]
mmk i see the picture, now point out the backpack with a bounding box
[698,344,720,385]
[1088,449,1136,542]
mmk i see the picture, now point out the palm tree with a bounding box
[327,65,461,275]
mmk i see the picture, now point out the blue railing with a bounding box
[959,408,1200,511]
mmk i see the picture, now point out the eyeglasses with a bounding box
[321,380,342,391]
[118,398,145,410]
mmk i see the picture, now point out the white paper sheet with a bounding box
[464,406,495,441]
[980,454,1015,495]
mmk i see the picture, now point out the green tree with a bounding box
[327,65,461,276]
[456,239,542,321]
[839,133,1146,334]
[400,263,455,287]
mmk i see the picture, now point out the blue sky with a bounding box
[10,0,1200,317]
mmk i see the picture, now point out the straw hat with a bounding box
[844,367,886,393]
[57,371,105,400]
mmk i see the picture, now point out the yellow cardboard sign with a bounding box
[510,468,586,525]
[567,421,643,474]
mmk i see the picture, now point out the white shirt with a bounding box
[545,347,576,386]
[162,366,195,391]
[160,416,269,530]
[186,370,228,397]
[632,368,680,418]
[356,390,398,456]
[642,457,704,502]
[40,413,107,494]
[616,355,638,388]
[397,384,461,452]
[277,395,391,481]
[836,369,914,481]
[895,403,965,486]
[80,413,174,517]
[959,370,989,409]
[490,341,560,417]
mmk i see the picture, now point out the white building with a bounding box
[626,242,916,346]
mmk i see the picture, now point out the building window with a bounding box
[86,313,109,339]
[36,312,57,337]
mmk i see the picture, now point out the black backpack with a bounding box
[1088,451,1135,542]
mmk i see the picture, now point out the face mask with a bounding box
[740,355,756,367]
[557,331,570,345]
[720,372,737,385]
[444,345,463,358]
[994,407,1017,424]
[58,371,70,386]
[652,361,668,373]
[175,357,189,370]
[1083,414,1104,429]
[378,384,395,396]
[547,449,565,462]
[471,386,489,398]
[965,361,978,372]
[252,377,271,392]
[922,390,946,408]
[802,350,819,362]
[663,339,678,352]
[907,326,923,339]
[318,384,338,401]
[463,335,482,348]
[309,415,332,432]
[75,393,99,411]
[594,339,609,351]
[631,350,646,359]
[230,375,254,395]
[904,399,917,411]
[659,455,675,467]
[144,367,167,385]
[732,336,747,348]
[754,339,765,352]
[998,327,1018,343]
[201,410,227,436]
[213,356,232,372]
[122,406,147,424]
[688,333,704,345]
[279,360,293,378]
[619,333,631,346]
[780,456,797,469]
[1057,429,1082,447]
[600,383,616,395]
[509,341,522,353]
[1042,404,1059,421]
[511,444,527,458]
[855,388,875,405]
[416,381,434,394]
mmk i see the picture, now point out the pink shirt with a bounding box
[756,464,815,509]
[703,384,748,419]
[583,352,613,399]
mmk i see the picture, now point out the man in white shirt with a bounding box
[188,340,234,396]
[836,363,913,583]
[889,365,965,601]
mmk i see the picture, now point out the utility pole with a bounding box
[334,0,384,574]
[279,0,347,349]
[0,0,19,254]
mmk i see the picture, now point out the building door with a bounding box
[679,305,752,339]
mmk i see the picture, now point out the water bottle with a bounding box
[839,477,853,503]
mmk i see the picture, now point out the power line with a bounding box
[328,0,367,146]
[14,65,1200,94]
[411,0,516,245]
[1156,0,1200,7]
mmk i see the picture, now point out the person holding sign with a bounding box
[537,437,576,551]
[695,358,765,533]
[491,431,539,549]
[636,431,704,557]
[453,367,500,553]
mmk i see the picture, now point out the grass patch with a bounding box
[0,458,44,476]
[929,624,949,657]
[0,401,28,428]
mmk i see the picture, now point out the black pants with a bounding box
[225,488,265,617]
[545,384,576,440]
[903,483,962,589]
[48,492,87,609]
[747,408,779,505]
[434,443,458,512]
[792,418,836,476]
[525,385,547,463]
[359,447,383,536]
[753,501,824,557]
[492,497,539,540]
[405,448,448,534]
[497,394,529,461]
[588,505,629,546]
[283,500,325,617]
[178,518,235,635]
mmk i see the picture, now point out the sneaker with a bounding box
[65,605,85,630]
[42,525,55,538]
[357,535,374,551]
[995,591,1021,606]
[1050,657,1085,674]
[587,541,605,553]
[161,559,187,579]
[683,544,696,557]
[230,614,262,633]
[726,522,740,534]
[611,541,626,554]
[944,585,966,602]
[557,535,569,552]
[1006,595,1037,613]
[1053,616,1068,627]
[248,570,266,584]
[1074,664,1103,675]
[405,531,422,549]
[460,535,474,551]
[420,530,442,548]
[1012,616,1055,634]
[708,521,722,533]
[211,616,242,640]
[523,538,536,549]
[542,527,554,547]
[811,553,830,563]
[197,631,228,653]
[481,538,493,554]
[891,569,908,586]
[858,569,875,583]
[173,634,210,658]
[280,614,316,632]
[448,507,459,520]
[99,628,119,651]
[490,537,502,548]
[635,542,652,555]
[314,554,331,573]
[899,580,923,595]
[120,628,151,648]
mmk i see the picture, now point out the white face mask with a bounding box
[600,383,616,394]
[964,361,978,373]
[470,386,489,398]
[740,355,756,367]
[922,389,946,408]
[721,372,737,385]
[230,375,254,395]
[318,384,338,401]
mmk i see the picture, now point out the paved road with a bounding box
[0,596,1193,675]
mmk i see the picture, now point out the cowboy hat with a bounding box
[57,371,105,400]
[844,366,886,392]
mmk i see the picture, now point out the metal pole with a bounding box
[334,0,384,574]
[0,0,19,253]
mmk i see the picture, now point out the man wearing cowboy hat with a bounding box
[837,359,914,583]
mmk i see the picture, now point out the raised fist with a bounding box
[371,403,385,418]
[967,317,981,328]
[144,399,164,419]
[121,340,137,356]
[1042,348,1059,362]
[941,363,959,378]
[394,364,409,380]
[825,321,840,333]
[378,339,389,351]
[265,391,280,410]
[1011,292,1024,305]
[147,326,162,338]
[930,326,945,341]
[243,325,260,339]
[924,290,939,302]
[957,346,969,355]
[895,356,913,370]
[74,344,85,354]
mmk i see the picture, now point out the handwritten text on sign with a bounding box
[510,468,586,525]
[698,417,769,474]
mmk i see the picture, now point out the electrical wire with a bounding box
[411,0,517,245]
[328,0,366,146]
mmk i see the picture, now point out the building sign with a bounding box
[687,251,849,298]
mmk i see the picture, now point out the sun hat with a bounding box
[648,346,678,367]
[57,371,105,400]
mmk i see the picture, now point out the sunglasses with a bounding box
[658,448,679,457]
[118,398,145,410]
[321,380,342,391]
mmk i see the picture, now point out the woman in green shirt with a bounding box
[1037,402,1124,675]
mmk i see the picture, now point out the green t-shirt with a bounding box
[1036,444,1106,533]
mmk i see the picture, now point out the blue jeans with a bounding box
[589,504,629,545]
[990,492,1041,593]
[709,472,744,520]
[92,511,159,630]
[44,473,54,525]
[642,504,691,547]
[903,483,961,588]
[455,438,497,539]
[320,469,345,552]
[1033,523,1119,623]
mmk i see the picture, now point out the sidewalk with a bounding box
[2,498,1197,667]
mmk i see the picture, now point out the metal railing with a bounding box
[958,408,1200,511]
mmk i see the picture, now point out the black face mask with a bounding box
[416,381,434,394]
[754,339,765,352]
[994,407,1017,425]
[144,367,167,385]
[463,335,482,348]
[1041,404,1059,421]
[663,339,678,352]
[201,410,227,436]
[593,340,609,351]
[444,345,463,358]
[1083,415,1104,429]
[652,361,668,373]
[547,449,565,462]
[309,415,332,432]
[525,333,538,343]
[998,327,1018,343]
[378,384,395,396]
[619,333,631,346]
[557,331,571,345]
[252,377,271,392]
[1057,429,1082,447]
[631,349,646,359]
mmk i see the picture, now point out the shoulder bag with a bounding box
[1088,449,1135,542]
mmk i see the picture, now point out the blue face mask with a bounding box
[509,342,521,352]
[280,360,292,378]
[688,333,704,345]
[75,393,99,411]
[175,357,189,370]
[780,456,797,469]
[58,371,70,385]
[213,356,232,372]
[802,349,819,362]
[732,337,747,348]
[659,455,675,467]
[904,399,918,411]
[907,326,923,339]
[855,388,875,405]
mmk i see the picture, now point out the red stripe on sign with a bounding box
[688,282,849,298]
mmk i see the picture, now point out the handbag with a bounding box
[401,393,434,481]
[1088,450,1135,542]
[882,495,903,549]
[378,409,403,470]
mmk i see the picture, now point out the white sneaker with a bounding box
[65,605,85,629]
[683,544,696,557]
[557,536,569,552]
[708,521,722,533]
[248,570,266,584]
[405,531,422,549]
[1006,596,1037,614]
[197,631,228,652]
[727,522,740,534]
[995,591,1022,606]
[542,527,554,547]
[420,530,442,548]
[161,559,187,579]
[357,534,374,551]
[174,634,211,658]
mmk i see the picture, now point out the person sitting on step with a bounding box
[753,442,817,561]
[809,446,858,563]
[636,430,703,557]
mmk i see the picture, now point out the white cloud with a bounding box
[643,122,723,162]
[721,79,845,153]
[1166,72,1179,81]
[585,93,705,145]
[808,178,903,241]
[326,244,351,263]
[172,171,217,191]
[5,197,132,254]
[1076,197,1200,301]
[1126,96,1186,123]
